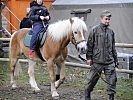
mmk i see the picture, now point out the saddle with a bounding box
[24,29,47,48]
[24,29,47,61]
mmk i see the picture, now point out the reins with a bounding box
[71,31,86,49]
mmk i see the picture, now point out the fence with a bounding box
[0,38,133,74]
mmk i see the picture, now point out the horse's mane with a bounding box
[47,17,87,41]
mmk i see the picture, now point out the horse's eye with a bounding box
[74,32,77,34]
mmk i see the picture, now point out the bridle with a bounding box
[71,31,86,49]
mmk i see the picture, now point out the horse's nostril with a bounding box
[81,47,84,51]
[81,48,85,52]
[80,47,87,54]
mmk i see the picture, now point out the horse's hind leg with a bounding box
[10,37,21,88]
[10,58,18,88]
[28,60,40,92]
[55,61,65,89]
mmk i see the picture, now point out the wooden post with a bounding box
[0,0,4,57]
[0,0,8,57]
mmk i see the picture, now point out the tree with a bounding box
[0,0,8,57]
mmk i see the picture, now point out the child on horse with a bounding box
[29,0,50,59]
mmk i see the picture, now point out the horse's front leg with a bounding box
[55,62,65,88]
[47,59,59,99]
[28,60,40,92]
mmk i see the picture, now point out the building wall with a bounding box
[2,0,54,33]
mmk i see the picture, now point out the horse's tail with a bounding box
[9,31,22,77]
[9,31,17,59]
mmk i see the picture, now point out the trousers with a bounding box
[30,23,44,50]
[85,63,117,95]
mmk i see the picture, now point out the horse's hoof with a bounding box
[55,80,59,88]
[52,91,59,99]
[35,88,40,92]
[52,96,59,100]
[52,95,59,99]
[31,87,40,92]
[12,84,17,89]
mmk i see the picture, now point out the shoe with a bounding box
[85,96,91,100]
[109,94,114,100]
[85,89,91,100]
[29,50,35,59]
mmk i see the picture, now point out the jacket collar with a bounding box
[100,23,108,31]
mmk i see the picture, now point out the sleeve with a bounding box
[86,29,94,60]
[29,7,40,21]
[112,31,118,63]
[44,7,51,21]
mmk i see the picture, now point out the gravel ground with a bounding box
[0,62,118,100]
[0,82,110,100]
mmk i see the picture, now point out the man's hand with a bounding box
[86,59,92,65]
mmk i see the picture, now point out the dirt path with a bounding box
[0,83,109,100]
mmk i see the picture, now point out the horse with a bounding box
[9,17,88,98]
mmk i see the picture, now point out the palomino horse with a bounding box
[9,17,88,98]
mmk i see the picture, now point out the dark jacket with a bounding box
[86,23,118,65]
[29,1,50,25]
[19,17,32,29]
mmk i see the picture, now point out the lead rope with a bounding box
[78,54,114,86]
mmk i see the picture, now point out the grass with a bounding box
[0,61,133,99]
[0,62,9,85]
[91,76,133,100]
[116,79,133,99]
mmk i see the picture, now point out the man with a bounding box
[85,10,118,100]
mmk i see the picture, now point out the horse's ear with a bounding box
[80,17,84,21]
[69,18,74,24]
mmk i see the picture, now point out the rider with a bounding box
[29,0,50,59]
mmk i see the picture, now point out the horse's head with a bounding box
[69,17,88,54]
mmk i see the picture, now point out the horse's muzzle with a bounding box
[75,40,87,54]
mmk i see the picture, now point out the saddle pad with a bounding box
[24,30,47,48]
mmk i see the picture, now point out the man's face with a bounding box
[100,16,111,26]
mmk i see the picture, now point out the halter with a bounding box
[71,31,86,49]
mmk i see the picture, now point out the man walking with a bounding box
[85,10,118,100]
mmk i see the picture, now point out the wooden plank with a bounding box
[115,43,133,48]
[0,38,10,41]
[0,58,133,74]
